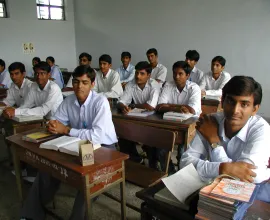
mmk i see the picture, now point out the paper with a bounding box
[62,91,74,97]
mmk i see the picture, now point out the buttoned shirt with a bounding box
[151,63,167,83]
[0,69,12,88]
[3,78,32,107]
[116,63,135,83]
[15,80,63,119]
[118,78,161,108]
[199,71,231,96]
[188,66,204,85]
[158,80,201,116]
[180,112,270,183]
[50,65,64,89]
[93,69,123,98]
[52,91,117,145]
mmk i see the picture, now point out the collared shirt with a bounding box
[180,112,270,183]
[3,78,32,107]
[199,71,231,96]
[158,80,201,116]
[116,63,135,83]
[0,69,12,88]
[118,78,161,108]
[15,80,63,119]
[93,69,123,98]
[188,66,204,85]
[50,65,64,89]
[151,63,167,83]
[52,91,117,145]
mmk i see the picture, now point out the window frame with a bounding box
[36,0,65,21]
[0,0,7,18]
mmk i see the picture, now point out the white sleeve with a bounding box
[156,66,167,82]
[199,74,207,90]
[3,87,16,106]
[157,85,170,104]
[118,84,133,106]
[187,85,201,116]
[1,71,11,88]
[103,72,123,98]
[205,73,231,96]
[66,76,73,88]
[147,85,161,108]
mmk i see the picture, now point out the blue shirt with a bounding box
[52,90,118,145]
[0,69,12,88]
[50,65,64,89]
[116,63,135,83]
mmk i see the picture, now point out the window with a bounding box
[0,0,7,18]
[36,0,65,20]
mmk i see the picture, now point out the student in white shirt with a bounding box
[146,48,167,85]
[26,57,41,78]
[3,62,63,120]
[200,56,231,97]
[116,51,135,89]
[0,59,12,88]
[93,54,123,98]
[185,50,204,85]
[20,65,118,220]
[46,56,64,89]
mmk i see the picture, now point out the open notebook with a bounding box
[127,108,155,117]
[40,136,101,156]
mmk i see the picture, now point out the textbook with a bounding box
[203,95,221,101]
[22,131,59,143]
[127,108,155,117]
[12,115,44,122]
[163,112,194,121]
[39,136,101,156]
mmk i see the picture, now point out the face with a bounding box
[72,74,94,102]
[135,69,150,85]
[121,56,131,67]
[34,68,51,88]
[185,59,197,69]
[99,61,111,74]
[79,56,91,66]
[223,94,259,128]
[211,61,224,75]
[32,60,39,66]
[147,53,158,64]
[173,67,189,87]
[46,59,54,67]
[0,65,4,73]
[10,69,25,85]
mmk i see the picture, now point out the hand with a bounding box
[219,161,257,182]
[179,106,189,113]
[196,114,220,144]
[3,107,15,119]
[156,104,170,111]
[121,82,127,89]
[121,105,130,115]
[201,90,206,97]
[47,120,69,135]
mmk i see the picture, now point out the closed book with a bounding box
[13,115,44,122]
[127,108,155,117]
[163,112,194,121]
[22,131,59,143]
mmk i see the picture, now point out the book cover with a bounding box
[127,108,155,117]
[13,115,44,122]
[22,131,59,143]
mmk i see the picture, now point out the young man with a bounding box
[0,59,12,88]
[185,50,204,85]
[116,51,135,89]
[146,48,167,85]
[199,56,231,97]
[3,62,63,120]
[27,57,41,78]
[117,61,161,163]
[20,65,118,220]
[46,56,64,89]
[93,54,123,98]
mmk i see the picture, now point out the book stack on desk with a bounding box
[12,115,44,122]
[163,112,194,121]
[203,95,221,101]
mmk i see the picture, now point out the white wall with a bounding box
[0,0,77,72]
[74,0,270,116]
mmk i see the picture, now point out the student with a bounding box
[3,62,63,120]
[20,65,118,220]
[66,52,93,88]
[185,50,204,85]
[27,57,41,78]
[199,56,231,97]
[0,62,32,107]
[146,48,167,84]
[93,54,123,98]
[117,61,161,163]
[46,56,64,89]
[0,59,12,88]
[116,51,135,88]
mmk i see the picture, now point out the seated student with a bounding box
[146,48,167,85]
[117,61,161,163]
[200,56,231,97]
[46,56,64,89]
[20,65,118,220]
[26,57,41,78]
[66,52,94,88]
[185,50,204,85]
[0,59,12,88]
[116,51,135,89]
[93,54,123,98]
[3,62,63,120]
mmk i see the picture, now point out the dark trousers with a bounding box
[118,138,142,163]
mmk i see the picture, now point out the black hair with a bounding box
[0,59,6,69]
[222,76,262,106]
[8,62,26,73]
[34,61,51,73]
[46,56,55,63]
[135,61,152,74]
[186,50,200,62]
[32,57,41,63]
[72,65,96,83]
[121,52,131,59]
[146,48,158,56]
[212,56,226,66]
[79,52,92,61]
[172,61,192,75]
[99,54,112,64]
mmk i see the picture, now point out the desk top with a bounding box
[201,98,220,106]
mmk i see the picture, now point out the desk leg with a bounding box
[120,161,126,220]
[84,174,92,220]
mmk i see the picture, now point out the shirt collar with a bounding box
[121,64,132,71]
[74,90,93,107]
[37,80,50,92]
[14,78,26,90]
[0,69,7,75]
[173,80,189,94]
[102,69,111,79]
[134,79,150,90]
[211,71,224,80]
[192,66,197,73]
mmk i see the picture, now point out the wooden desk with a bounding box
[201,98,222,115]
[7,131,129,220]
[0,88,7,99]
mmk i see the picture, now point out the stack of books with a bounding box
[12,115,44,122]
[163,112,194,121]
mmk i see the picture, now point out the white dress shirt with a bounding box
[180,113,270,183]
[50,65,64,89]
[151,63,167,83]
[200,71,231,96]
[158,80,201,116]
[116,64,135,83]
[3,78,32,107]
[93,69,123,98]
[0,69,12,88]
[52,91,117,145]
[118,78,161,108]
[15,80,63,119]
[26,69,34,78]
[188,66,204,85]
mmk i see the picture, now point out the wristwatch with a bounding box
[211,143,221,149]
